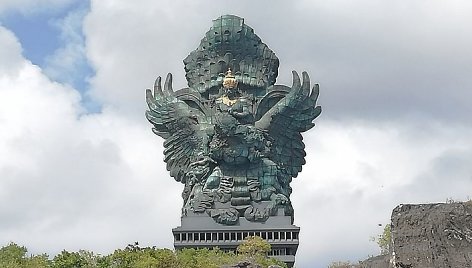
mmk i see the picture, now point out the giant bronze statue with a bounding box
[146,15,321,226]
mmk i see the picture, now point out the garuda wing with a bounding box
[255,71,321,178]
[145,73,210,183]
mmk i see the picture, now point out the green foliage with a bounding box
[176,248,239,268]
[105,242,177,268]
[24,254,50,268]
[376,224,392,255]
[0,240,285,268]
[52,250,85,268]
[236,236,286,268]
[252,254,286,268]
[52,250,106,268]
[0,242,27,266]
[0,242,50,268]
[237,236,271,257]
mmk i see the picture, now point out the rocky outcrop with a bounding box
[358,254,390,268]
[358,202,472,268]
[391,202,472,267]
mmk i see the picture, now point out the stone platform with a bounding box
[173,205,299,267]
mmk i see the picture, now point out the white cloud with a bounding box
[292,120,472,266]
[43,5,90,88]
[0,27,24,76]
[83,0,299,116]
[81,0,472,123]
[0,25,181,255]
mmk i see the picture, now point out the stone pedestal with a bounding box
[173,205,299,267]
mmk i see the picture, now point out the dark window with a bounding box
[212,233,217,241]
[287,232,291,239]
[225,233,229,241]
[218,233,223,240]
[182,233,187,241]
[231,233,236,241]
[206,233,211,240]
[237,232,242,241]
[262,232,267,239]
[281,232,285,240]
[274,232,279,239]
[268,232,273,240]
[175,234,181,241]
[293,232,298,239]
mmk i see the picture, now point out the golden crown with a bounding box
[223,68,238,89]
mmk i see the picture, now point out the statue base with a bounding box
[173,202,299,268]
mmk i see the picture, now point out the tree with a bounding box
[0,242,49,268]
[52,250,85,268]
[376,224,391,255]
[0,241,285,268]
[236,236,286,268]
[105,242,178,268]
[0,242,27,266]
[52,249,107,268]
[237,236,271,258]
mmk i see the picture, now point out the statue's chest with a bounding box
[217,141,250,164]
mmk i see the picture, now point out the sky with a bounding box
[0,0,472,267]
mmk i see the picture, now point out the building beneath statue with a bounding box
[173,202,299,267]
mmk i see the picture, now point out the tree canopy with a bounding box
[0,240,286,268]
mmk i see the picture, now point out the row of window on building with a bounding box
[176,246,293,257]
[174,230,299,242]
[268,248,288,256]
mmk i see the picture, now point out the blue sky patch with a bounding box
[1,11,61,67]
[1,0,99,112]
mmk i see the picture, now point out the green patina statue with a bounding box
[146,15,321,225]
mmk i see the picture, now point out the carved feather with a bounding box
[255,71,321,179]
[146,73,210,183]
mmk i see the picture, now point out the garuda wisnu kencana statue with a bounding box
[146,15,321,225]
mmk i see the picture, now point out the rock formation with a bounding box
[359,202,472,268]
